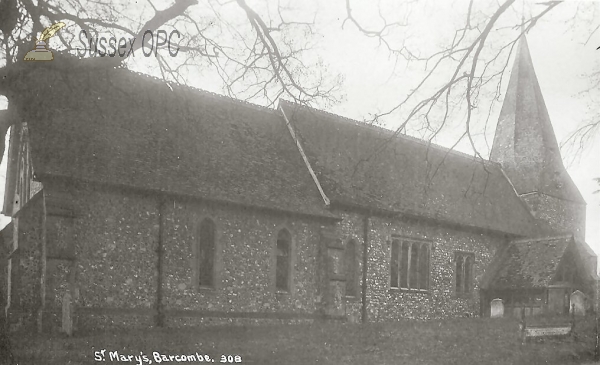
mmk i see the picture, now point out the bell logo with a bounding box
[23,22,66,62]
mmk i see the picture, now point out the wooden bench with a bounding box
[519,304,576,344]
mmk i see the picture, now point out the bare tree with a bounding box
[342,0,599,167]
[0,0,343,165]
[562,61,600,162]
[0,0,598,171]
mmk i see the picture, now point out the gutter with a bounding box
[35,174,340,222]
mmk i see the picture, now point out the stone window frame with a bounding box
[454,251,474,297]
[16,125,33,210]
[192,216,221,291]
[389,236,431,293]
[272,226,295,295]
[344,238,359,298]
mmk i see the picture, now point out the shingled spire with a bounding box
[490,35,584,204]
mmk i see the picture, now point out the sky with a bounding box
[297,0,600,251]
[0,0,598,253]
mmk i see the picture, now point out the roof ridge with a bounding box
[40,54,277,115]
[117,69,278,114]
[279,99,496,165]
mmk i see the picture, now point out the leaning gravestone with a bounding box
[62,292,73,336]
[490,298,504,318]
[570,290,585,316]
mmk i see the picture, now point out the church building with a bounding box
[0,34,595,332]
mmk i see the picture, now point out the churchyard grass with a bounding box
[11,316,598,364]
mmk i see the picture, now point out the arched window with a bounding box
[464,256,472,293]
[345,240,357,297]
[455,251,474,295]
[409,242,419,289]
[276,229,292,292]
[455,256,464,293]
[198,219,216,287]
[390,239,400,288]
[400,242,409,288]
[418,245,429,290]
[16,126,32,208]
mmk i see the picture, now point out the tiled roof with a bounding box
[576,240,598,281]
[490,36,584,203]
[13,63,333,219]
[0,222,12,250]
[488,236,573,289]
[279,100,546,236]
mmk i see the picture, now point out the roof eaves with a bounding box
[37,172,340,222]
[329,199,397,217]
[332,197,530,238]
[521,190,587,205]
[510,234,573,245]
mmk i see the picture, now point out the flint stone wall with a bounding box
[367,214,504,320]
[327,210,506,322]
[9,195,44,330]
[9,180,514,331]
[522,193,586,242]
[42,180,328,330]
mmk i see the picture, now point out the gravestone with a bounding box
[62,292,73,336]
[570,290,585,316]
[490,298,504,318]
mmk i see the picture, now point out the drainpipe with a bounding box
[155,196,166,327]
[361,215,369,323]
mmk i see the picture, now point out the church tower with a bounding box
[490,35,586,241]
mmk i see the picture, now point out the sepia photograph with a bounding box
[0,0,599,363]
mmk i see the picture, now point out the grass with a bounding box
[10,316,600,365]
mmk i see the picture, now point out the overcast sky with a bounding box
[0,0,598,253]
[298,0,600,251]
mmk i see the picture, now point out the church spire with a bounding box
[490,34,584,203]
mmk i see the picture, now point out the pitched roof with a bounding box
[575,240,599,282]
[0,222,12,251]
[279,100,546,236]
[12,62,333,219]
[486,235,590,289]
[490,35,584,203]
